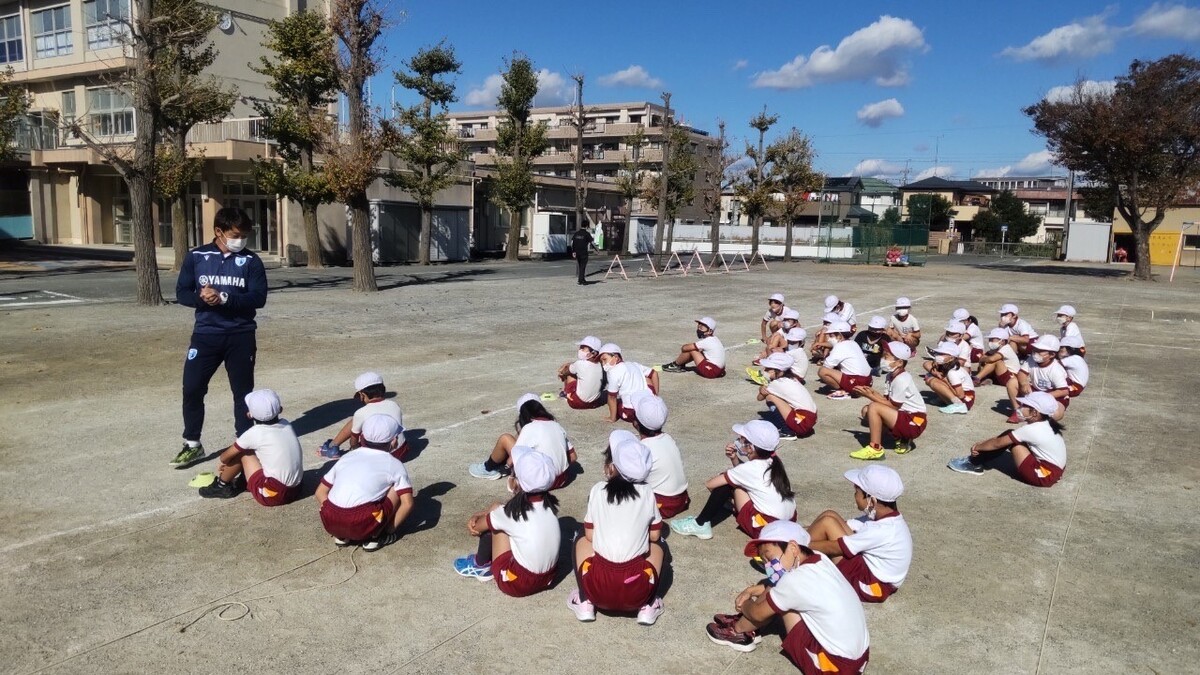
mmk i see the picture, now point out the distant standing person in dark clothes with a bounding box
[571,222,598,285]
[171,208,268,468]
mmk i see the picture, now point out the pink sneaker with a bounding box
[636,597,664,626]
[567,590,595,622]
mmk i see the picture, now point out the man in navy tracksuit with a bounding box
[171,208,268,467]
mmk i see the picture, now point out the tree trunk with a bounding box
[752,215,761,255]
[709,213,720,256]
[574,77,585,235]
[654,93,671,255]
[505,207,521,261]
[419,204,432,265]
[784,215,793,262]
[303,202,323,269]
[129,0,162,305]
[350,195,376,291]
[1134,221,1153,280]
[666,217,675,254]
[129,174,164,305]
[171,133,188,271]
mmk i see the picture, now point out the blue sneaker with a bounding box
[669,516,713,540]
[939,402,969,415]
[317,440,344,459]
[947,456,985,475]
[453,554,494,581]
[468,462,503,480]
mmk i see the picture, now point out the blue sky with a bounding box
[374,1,1200,183]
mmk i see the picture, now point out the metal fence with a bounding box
[818,222,930,265]
[958,240,1057,258]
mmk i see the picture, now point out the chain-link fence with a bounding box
[818,222,930,265]
[958,240,1058,258]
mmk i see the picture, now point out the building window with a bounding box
[0,11,22,64]
[33,5,72,58]
[60,90,75,124]
[84,0,130,50]
[87,87,134,136]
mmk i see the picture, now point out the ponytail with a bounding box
[601,447,640,505]
[516,400,555,431]
[759,451,795,500]
[1047,416,1066,435]
[503,488,560,521]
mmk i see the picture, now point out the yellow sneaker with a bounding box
[894,440,914,454]
[850,445,885,461]
[746,367,769,386]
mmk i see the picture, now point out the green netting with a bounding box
[818,222,930,265]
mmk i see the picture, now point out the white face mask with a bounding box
[1056,316,1069,325]
[602,361,614,373]
[878,360,895,374]
[223,236,247,253]
[733,438,751,462]
[1000,315,1014,327]
[988,340,1003,352]
[863,499,877,520]
[896,309,909,318]
[578,349,590,361]
[1034,351,1053,365]
[827,335,839,345]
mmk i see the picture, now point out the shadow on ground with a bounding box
[972,263,1130,279]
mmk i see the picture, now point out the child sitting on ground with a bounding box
[925,341,976,415]
[630,393,690,518]
[1014,335,1069,422]
[663,317,726,378]
[669,420,797,540]
[948,391,1067,488]
[469,394,576,483]
[568,430,666,626]
[315,415,414,551]
[824,295,858,333]
[559,336,605,409]
[454,446,561,596]
[761,293,790,341]
[200,389,303,506]
[855,316,888,374]
[1058,336,1089,399]
[755,309,800,364]
[850,341,927,460]
[817,321,872,400]
[807,312,842,363]
[1055,305,1086,355]
[999,303,1039,358]
[318,372,405,460]
[806,465,912,603]
[757,353,818,440]
[974,327,1021,387]
[884,296,922,348]
[601,344,659,422]
[750,324,808,386]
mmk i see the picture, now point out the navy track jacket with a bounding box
[175,243,268,334]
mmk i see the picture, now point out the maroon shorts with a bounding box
[1016,453,1064,488]
[491,550,555,598]
[781,618,870,675]
[655,491,691,518]
[735,501,794,538]
[618,404,636,422]
[565,380,602,409]
[247,470,300,507]
[391,442,410,462]
[695,360,726,379]
[1056,395,1071,410]
[580,554,658,612]
[840,373,872,393]
[836,552,898,603]
[970,347,983,363]
[550,471,570,491]
[1067,380,1085,398]
[319,495,396,541]
[784,408,818,437]
[891,410,927,441]
[995,370,1014,386]
[962,391,976,410]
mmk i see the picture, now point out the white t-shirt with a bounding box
[996,343,1021,373]
[955,338,973,365]
[514,419,573,475]
[1060,321,1084,346]
[351,399,404,434]
[785,346,810,379]
[842,512,913,586]
[489,500,560,574]
[886,371,926,413]
[965,323,985,349]
[838,303,857,328]
[767,554,870,660]
[824,340,871,377]
[1008,318,1038,339]
[583,481,662,563]
[767,377,817,413]
[1020,357,1069,393]
[725,458,796,521]
[889,315,920,336]
[606,361,651,401]
[946,366,975,395]
[235,420,303,487]
[642,433,688,497]
[695,335,727,368]
[1060,354,1090,387]
[764,306,791,323]
[1010,420,1067,469]
[569,359,603,402]
[324,448,412,508]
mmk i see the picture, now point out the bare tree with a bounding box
[613,127,647,253]
[568,74,591,232]
[699,119,736,255]
[492,54,548,262]
[653,91,671,254]
[768,128,821,262]
[744,106,778,255]
[641,126,697,254]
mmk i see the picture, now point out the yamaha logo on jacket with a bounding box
[175,243,268,335]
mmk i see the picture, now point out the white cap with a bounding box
[1017,391,1059,416]
[516,392,539,409]
[511,445,556,493]
[824,295,840,312]
[760,352,796,372]
[884,341,912,360]
[785,327,807,343]
[828,320,852,334]
[732,419,780,453]
[1031,335,1061,352]
[844,465,904,502]
[945,320,966,334]
[743,520,810,557]
[987,327,1011,341]
[697,316,717,330]
[361,414,402,443]
[769,293,785,303]
[1056,305,1077,317]
[952,308,970,321]
[245,389,282,421]
[354,371,384,392]
[821,312,841,324]
[578,336,602,352]
[781,308,801,321]
[933,341,960,358]
[868,315,887,330]
[609,430,652,483]
[632,393,669,431]
[895,296,912,308]
[1060,335,1084,349]
[599,343,622,355]
[999,303,1019,315]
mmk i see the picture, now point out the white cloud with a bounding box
[1044,79,1116,103]
[598,65,663,89]
[974,150,1058,178]
[1000,13,1117,63]
[1132,3,1200,40]
[753,16,927,89]
[464,69,572,107]
[856,98,905,127]
[733,59,749,71]
[914,166,954,181]
[850,159,907,178]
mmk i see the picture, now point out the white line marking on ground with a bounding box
[0,501,192,557]
[0,298,84,307]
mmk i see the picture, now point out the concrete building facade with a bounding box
[974,174,1097,243]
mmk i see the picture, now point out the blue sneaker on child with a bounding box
[453,554,494,581]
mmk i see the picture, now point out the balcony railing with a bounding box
[186,117,273,144]
[7,118,60,151]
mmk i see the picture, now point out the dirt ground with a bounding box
[1,258,1198,674]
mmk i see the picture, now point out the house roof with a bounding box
[857,177,900,194]
[899,177,997,193]
[846,206,878,218]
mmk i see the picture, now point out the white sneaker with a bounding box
[567,590,596,622]
[468,462,502,479]
[637,597,664,626]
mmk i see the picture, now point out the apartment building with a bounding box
[720,176,891,227]
[974,174,1094,242]
[898,176,997,237]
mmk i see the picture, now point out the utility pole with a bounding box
[1062,169,1075,256]
[572,74,586,233]
[654,91,671,255]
